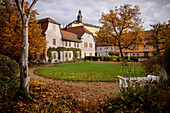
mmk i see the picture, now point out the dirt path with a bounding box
[29,65,119,100]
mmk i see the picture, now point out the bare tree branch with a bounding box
[15,0,23,17]
[27,0,38,20]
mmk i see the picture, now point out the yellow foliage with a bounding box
[0,0,46,61]
[96,4,143,62]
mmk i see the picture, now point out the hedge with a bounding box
[84,56,115,61]
[85,56,139,62]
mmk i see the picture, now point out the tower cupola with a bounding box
[77,10,83,23]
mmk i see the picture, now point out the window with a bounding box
[69,53,71,58]
[144,37,148,42]
[133,54,135,56]
[137,53,139,57]
[146,45,149,49]
[77,43,79,48]
[144,52,148,57]
[84,52,86,57]
[65,41,67,46]
[117,46,119,50]
[89,43,93,48]
[104,47,108,50]
[65,53,68,58]
[53,39,56,45]
[53,53,56,59]
[143,45,149,49]
[89,53,92,56]
[84,42,88,47]
[137,45,139,49]
[133,46,135,50]
[143,45,145,49]
[100,48,102,50]
[69,42,71,47]
[125,53,128,57]
[74,42,76,47]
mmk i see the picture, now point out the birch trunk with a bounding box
[15,0,38,94]
[20,18,29,92]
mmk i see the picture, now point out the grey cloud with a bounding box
[34,0,170,30]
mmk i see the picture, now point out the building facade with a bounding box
[96,31,155,60]
[37,17,95,63]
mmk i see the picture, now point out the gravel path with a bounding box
[29,65,119,100]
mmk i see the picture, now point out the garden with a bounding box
[34,62,144,82]
[0,49,170,112]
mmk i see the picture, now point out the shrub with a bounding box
[0,54,19,77]
[104,80,169,112]
[108,51,119,56]
[0,75,19,100]
[141,55,163,76]
[163,45,170,81]
[84,56,114,61]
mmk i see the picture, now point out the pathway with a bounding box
[29,65,119,100]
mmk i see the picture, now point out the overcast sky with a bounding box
[33,0,170,30]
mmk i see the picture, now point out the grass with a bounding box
[34,62,145,82]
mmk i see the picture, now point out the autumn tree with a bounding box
[148,21,170,55]
[96,4,143,64]
[0,0,46,62]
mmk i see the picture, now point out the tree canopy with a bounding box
[0,0,46,62]
[148,21,170,55]
[96,4,143,63]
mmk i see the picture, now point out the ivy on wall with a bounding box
[47,47,81,62]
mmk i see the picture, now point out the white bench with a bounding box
[118,75,159,92]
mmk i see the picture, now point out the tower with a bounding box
[77,10,83,23]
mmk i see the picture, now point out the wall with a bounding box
[81,33,95,58]
[97,46,115,56]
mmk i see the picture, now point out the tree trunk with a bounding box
[20,18,29,93]
[119,46,126,64]
[15,0,38,95]
[156,45,160,55]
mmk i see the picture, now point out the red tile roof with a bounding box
[63,26,93,39]
[61,30,81,42]
[38,17,60,25]
[38,17,61,33]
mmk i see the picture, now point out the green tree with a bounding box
[96,4,143,64]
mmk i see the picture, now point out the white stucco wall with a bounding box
[44,22,63,63]
[81,33,95,58]
[97,46,115,56]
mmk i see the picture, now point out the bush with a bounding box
[108,51,119,56]
[104,80,169,112]
[0,54,19,77]
[141,55,163,76]
[84,56,114,61]
[0,75,19,100]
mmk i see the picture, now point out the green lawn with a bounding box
[34,62,145,82]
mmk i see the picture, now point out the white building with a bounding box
[96,42,115,56]
[36,17,95,63]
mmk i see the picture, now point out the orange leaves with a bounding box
[96,4,143,48]
[0,0,46,61]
